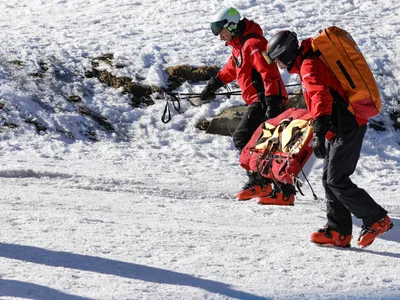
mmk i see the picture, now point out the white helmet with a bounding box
[210,7,241,36]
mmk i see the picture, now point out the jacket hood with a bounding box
[227,18,263,48]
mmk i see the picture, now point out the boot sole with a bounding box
[257,202,294,206]
[311,241,351,248]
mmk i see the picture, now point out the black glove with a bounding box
[200,76,224,101]
[312,115,331,159]
[312,133,327,158]
[264,95,282,119]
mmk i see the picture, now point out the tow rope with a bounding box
[161,90,241,123]
[160,83,302,123]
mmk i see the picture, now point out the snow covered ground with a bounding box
[0,0,399,299]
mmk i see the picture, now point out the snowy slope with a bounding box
[0,0,399,299]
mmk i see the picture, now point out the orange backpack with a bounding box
[311,26,382,120]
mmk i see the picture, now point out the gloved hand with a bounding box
[312,133,327,159]
[200,86,216,101]
[264,95,282,119]
[312,114,331,159]
[200,76,224,102]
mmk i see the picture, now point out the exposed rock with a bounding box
[30,73,45,78]
[39,61,49,72]
[67,95,82,103]
[166,65,219,89]
[204,106,247,136]
[9,60,25,67]
[89,61,220,107]
[92,54,114,67]
[76,104,114,131]
[196,119,210,131]
[199,92,305,137]
[3,122,18,129]
[29,61,49,78]
[90,68,156,107]
[25,118,47,133]
[84,70,95,78]
[88,54,158,107]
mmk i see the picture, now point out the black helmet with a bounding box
[264,31,299,67]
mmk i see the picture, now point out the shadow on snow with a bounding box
[0,278,92,300]
[0,242,270,300]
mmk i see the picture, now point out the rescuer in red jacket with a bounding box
[201,7,288,199]
[264,30,392,248]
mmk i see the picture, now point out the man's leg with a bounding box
[232,102,266,151]
[326,125,387,226]
[323,148,353,234]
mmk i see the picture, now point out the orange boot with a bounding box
[257,183,295,206]
[310,227,352,247]
[236,182,272,200]
[236,172,272,201]
[357,215,393,248]
[257,192,294,205]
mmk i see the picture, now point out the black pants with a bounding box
[233,102,266,151]
[323,125,387,235]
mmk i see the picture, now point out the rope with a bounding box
[285,83,302,87]
[161,89,241,123]
[161,94,181,124]
[160,82,302,123]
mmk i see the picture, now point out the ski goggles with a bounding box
[263,45,288,65]
[210,19,228,36]
[263,51,290,69]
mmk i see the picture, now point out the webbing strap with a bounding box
[300,169,318,200]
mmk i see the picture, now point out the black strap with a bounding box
[300,169,318,200]
[161,94,181,124]
[313,49,322,57]
[295,180,305,196]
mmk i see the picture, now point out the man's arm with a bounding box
[301,59,333,158]
[247,41,283,118]
[217,55,237,84]
[248,41,284,97]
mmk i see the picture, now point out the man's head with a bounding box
[210,7,241,42]
[264,30,299,69]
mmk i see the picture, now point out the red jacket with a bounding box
[289,38,366,137]
[217,19,288,105]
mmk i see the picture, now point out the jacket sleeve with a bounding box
[217,56,237,84]
[246,41,283,97]
[300,59,333,118]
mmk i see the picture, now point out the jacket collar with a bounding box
[288,38,313,74]
[226,18,263,49]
